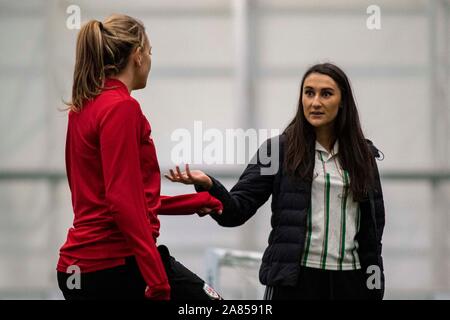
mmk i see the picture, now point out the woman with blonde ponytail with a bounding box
[57,14,223,300]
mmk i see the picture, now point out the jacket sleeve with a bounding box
[371,156,386,300]
[363,140,386,300]
[368,141,386,264]
[99,99,170,300]
[158,192,223,215]
[195,137,279,227]
[373,154,385,266]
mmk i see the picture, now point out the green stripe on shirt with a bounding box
[320,173,331,269]
[302,206,313,265]
[338,170,349,270]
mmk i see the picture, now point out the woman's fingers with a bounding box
[164,174,174,182]
[185,164,193,180]
[175,166,184,180]
[177,165,194,184]
[166,165,201,185]
[197,206,218,217]
[176,166,186,182]
[197,207,209,217]
[167,168,184,183]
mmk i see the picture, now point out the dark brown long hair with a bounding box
[283,63,375,201]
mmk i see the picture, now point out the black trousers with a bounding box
[263,267,370,300]
[57,245,222,300]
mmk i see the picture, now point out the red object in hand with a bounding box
[197,195,223,216]
[209,195,223,212]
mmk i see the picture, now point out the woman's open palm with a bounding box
[164,164,212,190]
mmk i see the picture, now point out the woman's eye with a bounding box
[305,91,314,97]
[322,91,332,97]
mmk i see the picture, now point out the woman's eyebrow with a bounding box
[303,86,335,91]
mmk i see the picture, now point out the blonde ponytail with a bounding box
[67,15,146,112]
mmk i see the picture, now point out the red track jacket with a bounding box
[57,79,222,299]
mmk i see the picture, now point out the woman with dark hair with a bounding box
[166,63,385,300]
[57,14,223,300]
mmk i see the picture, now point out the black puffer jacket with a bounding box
[197,134,385,299]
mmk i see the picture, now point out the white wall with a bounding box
[0,0,448,299]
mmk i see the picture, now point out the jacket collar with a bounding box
[315,140,339,161]
[103,78,130,95]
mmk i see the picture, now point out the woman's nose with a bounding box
[312,94,321,107]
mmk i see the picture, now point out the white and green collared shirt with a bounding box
[301,140,361,271]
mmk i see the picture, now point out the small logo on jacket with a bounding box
[203,283,222,300]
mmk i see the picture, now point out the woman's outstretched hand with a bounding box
[164,164,221,215]
[164,164,213,190]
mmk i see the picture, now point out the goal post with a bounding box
[205,247,265,299]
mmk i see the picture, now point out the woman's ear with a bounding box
[133,46,142,67]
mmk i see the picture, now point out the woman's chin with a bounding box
[134,80,147,91]
[308,119,326,128]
